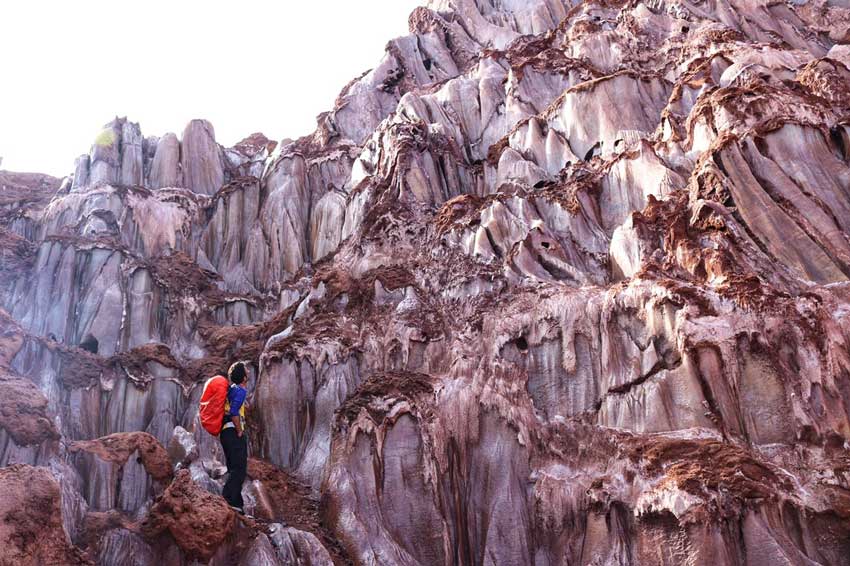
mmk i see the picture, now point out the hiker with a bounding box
[200,361,250,513]
[219,361,248,513]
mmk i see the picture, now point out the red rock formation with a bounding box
[2,0,850,564]
[0,310,24,368]
[69,432,173,482]
[140,469,235,561]
[247,458,351,564]
[0,368,59,447]
[0,464,91,565]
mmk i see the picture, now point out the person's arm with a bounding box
[230,414,243,436]
[228,387,247,436]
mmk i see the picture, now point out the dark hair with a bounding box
[229,362,247,384]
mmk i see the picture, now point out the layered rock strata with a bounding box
[2,0,850,564]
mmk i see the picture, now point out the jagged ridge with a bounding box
[1,0,850,564]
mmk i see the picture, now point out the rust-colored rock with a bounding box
[0,310,24,368]
[69,432,172,482]
[140,469,235,561]
[0,465,91,566]
[248,458,350,565]
[3,0,850,564]
[0,367,59,446]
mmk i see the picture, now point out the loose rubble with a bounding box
[1,0,850,564]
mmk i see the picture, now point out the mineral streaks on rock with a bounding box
[246,458,348,564]
[148,132,181,190]
[181,120,226,196]
[3,0,850,563]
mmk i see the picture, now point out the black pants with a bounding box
[219,427,247,509]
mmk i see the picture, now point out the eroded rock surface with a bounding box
[0,367,59,447]
[140,469,235,561]
[2,0,850,564]
[0,464,91,566]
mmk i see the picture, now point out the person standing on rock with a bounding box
[219,361,249,513]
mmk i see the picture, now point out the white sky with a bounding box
[0,0,422,176]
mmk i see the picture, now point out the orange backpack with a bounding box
[199,375,228,436]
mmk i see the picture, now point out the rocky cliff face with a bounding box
[2,0,850,564]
